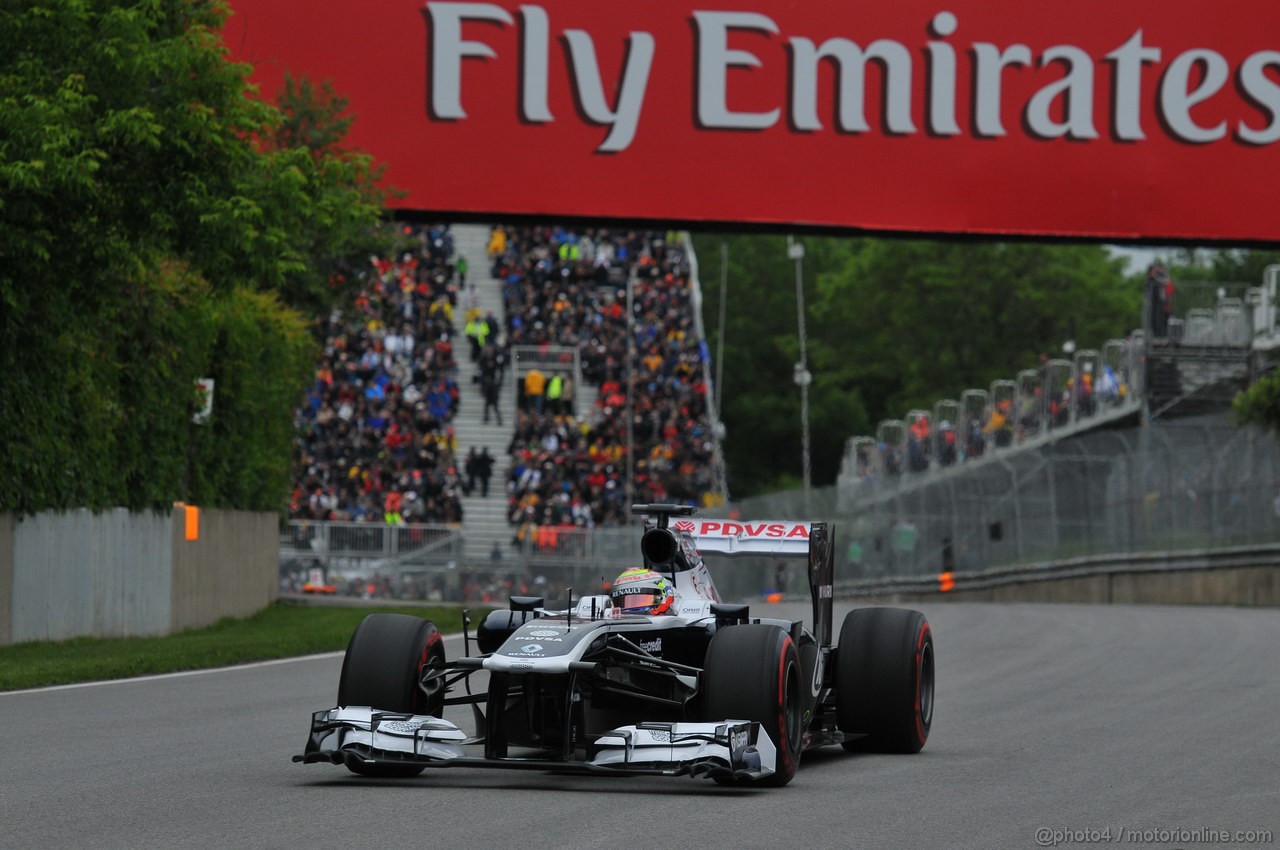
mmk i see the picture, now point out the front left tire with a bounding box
[702,624,803,786]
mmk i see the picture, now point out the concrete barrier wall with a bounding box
[171,509,278,631]
[0,514,14,645]
[848,565,1280,608]
[1,509,277,645]
[10,509,172,642]
[1109,565,1279,606]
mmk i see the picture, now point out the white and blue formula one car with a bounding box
[294,505,935,786]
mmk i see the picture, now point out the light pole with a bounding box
[625,273,635,510]
[788,236,812,506]
[713,241,731,506]
[715,241,728,417]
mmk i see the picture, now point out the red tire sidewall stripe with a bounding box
[413,626,441,712]
[777,634,796,773]
[914,622,931,745]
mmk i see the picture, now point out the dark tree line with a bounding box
[695,233,1145,497]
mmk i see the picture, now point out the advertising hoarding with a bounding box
[223,1,1280,241]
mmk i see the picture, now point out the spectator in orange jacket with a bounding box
[524,367,546,414]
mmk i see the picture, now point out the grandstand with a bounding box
[286,224,468,583]
[283,223,727,590]
[836,334,1147,508]
[489,227,722,528]
[282,226,1280,599]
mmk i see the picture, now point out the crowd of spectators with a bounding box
[285,221,722,548]
[489,225,719,541]
[281,565,574,605]
[289,224,467,525]
[850,334,1140,485]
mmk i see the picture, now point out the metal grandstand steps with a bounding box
[450,223,516,565]
[575,379,600,419]
[1145,341,1251,419]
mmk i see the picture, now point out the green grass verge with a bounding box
[0,601,481,692]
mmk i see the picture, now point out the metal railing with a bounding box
[834,542,1280,599]
[839,332,1145,499]
[279,414,1280,600]
[511,345,581,416]
[839,275,1280,503]
[748,411,1280,581]
[281,521,463,565]
[1149,280,1266,347]
[504,526,640,566]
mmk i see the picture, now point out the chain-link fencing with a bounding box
[733,412,1280,581]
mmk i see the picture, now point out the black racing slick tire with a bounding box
[336,613,446,778]
[702,624,803,787]
[835,607,934,754]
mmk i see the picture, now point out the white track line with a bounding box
[1,632,466,696]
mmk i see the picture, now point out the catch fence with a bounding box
[738,412,1280,580]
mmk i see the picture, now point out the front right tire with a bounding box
[336,613,445,777]
[835,607,934,754]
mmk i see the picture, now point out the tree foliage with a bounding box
[273,74,355,155]
[1152,247,1280,287]
[810,240,1136,420]
[694,234,1140,497]
[0,0,384,514]
[1224,251,1280,431]
[691,234,870,496]
[1233,368,1280,434]
[1207,249,1280,285]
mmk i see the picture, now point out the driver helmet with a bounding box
[610,568,674,615]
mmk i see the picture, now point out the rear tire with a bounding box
[702,624,803,786]
[336,614,446,777]
[835,607,933,754]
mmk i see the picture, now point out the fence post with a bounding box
[997,455,1025,562]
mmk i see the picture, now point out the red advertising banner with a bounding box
[222,1,1280,242]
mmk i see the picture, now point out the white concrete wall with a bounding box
[1,508,277,645]
[0,514,13,645]
[171,509,278,632]
[10,509,173,642]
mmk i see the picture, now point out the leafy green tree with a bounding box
[259,74,395,317]
[693,234,869,496]
[1206,249,1280,285]
[1233,369,1280,433]
[0,0,384,514]
[274,73,355,154]
[811,241,1136,421]
[695,235,1138,497]
[1225,250,1280,431]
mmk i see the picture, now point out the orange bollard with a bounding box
[938,571,955,592]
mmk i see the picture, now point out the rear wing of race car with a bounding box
[632,505,836,648]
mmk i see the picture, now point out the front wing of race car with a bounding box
[293,706,776,781]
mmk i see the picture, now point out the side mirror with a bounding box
[509,596,544,613]
[710,603,749,627]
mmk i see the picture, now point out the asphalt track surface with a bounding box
[2,602,1277,850]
